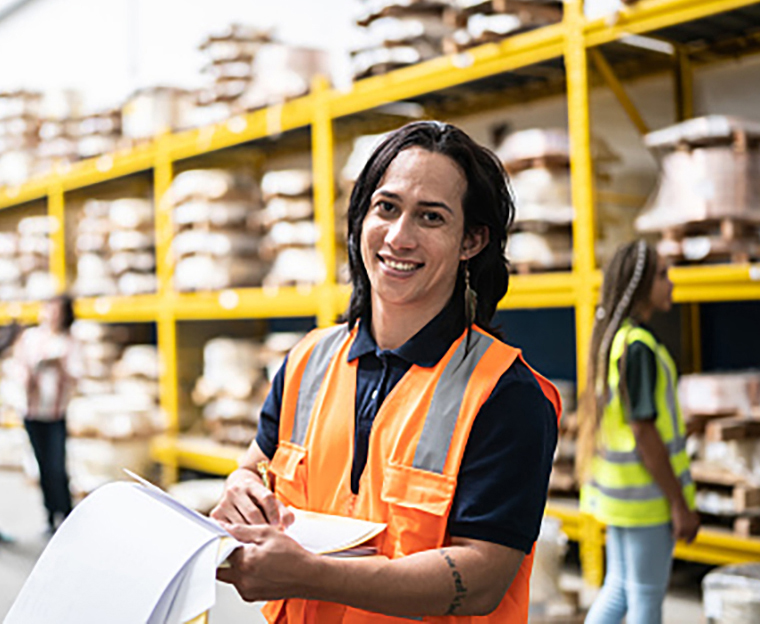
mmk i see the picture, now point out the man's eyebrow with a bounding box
[373,190,453,214]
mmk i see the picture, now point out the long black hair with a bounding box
[342,121,515,335]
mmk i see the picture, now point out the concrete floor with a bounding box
[0,469,705,623]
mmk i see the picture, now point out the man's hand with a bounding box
[210,467,294,529]
[216,523,316,602]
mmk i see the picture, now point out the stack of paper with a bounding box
[5,474,385,624]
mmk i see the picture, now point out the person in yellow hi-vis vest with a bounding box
[211,121,562,623]
[578,240,700,624]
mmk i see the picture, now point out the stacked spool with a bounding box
[74,108,122,160]
[256,169,325,288]
[121,86,196,144]
[18,216,58,300]
[0,231,23,300]
[196,24,271,124]
[72,198,156,297]
[66,321,161,495]
[636,116,760,265]
[443,0,562,53]
[196,24,329,122]
[191,333,301,447]
[497,128,575,272]
[351,0,457,80]
[0,91,41,187]
[169,168,265,291]
[496,128,619,272]
[679,371,760,537]
[34,90,82,177]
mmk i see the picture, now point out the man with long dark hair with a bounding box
[212,122,560,623]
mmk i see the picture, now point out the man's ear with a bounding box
[460,226,489,261]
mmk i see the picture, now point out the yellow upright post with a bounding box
[311,75,338,328]
[565,0,605,588]
[47,183,67,293]
[674,47,694,122]
[154,139,180,484]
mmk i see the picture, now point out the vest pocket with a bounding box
[269,441,308,510]
[381,463,457,558]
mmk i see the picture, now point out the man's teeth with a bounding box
[385,259,418,272]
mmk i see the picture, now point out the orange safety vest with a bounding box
[264,324,561,624]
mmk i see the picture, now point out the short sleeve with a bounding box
[623,340,658,421]
[447,360,558,554]
[255,354,288,459]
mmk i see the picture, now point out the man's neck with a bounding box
[369,299,447,351]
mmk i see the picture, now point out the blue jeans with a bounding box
[585,523,674,624]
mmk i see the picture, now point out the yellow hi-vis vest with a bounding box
[580,320,695,527]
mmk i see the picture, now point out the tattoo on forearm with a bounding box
[439,549,468,615]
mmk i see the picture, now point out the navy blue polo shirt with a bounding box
[256,299,558,554]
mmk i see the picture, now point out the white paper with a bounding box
[285,508,386,555]
[4,482,227,624]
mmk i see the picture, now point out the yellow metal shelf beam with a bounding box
[499,273,577,309]
[545,501,582,542]
[329,24,565,118]
[584,0,760,48]
[671,264,760,302]
[151,436,243,477]
[74,294,161,322]
[166,96,316,162]
[0,301,40,324]
[170,287,328,321]
[546,501,760,568]
[0,181,48,211]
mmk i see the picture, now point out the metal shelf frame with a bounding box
[1,0,760,582]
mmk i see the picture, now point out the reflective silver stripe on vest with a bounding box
[590,470,693,502]
[413,331,494,474]
[600,437,687,464]
[291,325,349,446]
[657,350,684,447]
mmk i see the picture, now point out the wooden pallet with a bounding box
[658,216,760,265]
[684,409,737,436]
[444,0,562,27]
[704,416,760,442]
[691,460,760,536]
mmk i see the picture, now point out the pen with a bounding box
[256,460,272,492]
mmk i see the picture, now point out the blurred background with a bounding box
[2,1,760,622]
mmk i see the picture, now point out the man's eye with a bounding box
[422,211,444,223]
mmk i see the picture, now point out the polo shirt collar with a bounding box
[347,296,466,367]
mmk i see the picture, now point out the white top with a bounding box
[14,325,83,421]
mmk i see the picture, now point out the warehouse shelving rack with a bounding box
[2,0,760,585]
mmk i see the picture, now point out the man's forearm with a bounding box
[298,544,515,617]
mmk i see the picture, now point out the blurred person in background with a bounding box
[210,121,560,623]
[13,295,81,535]
[577,240,700,624]
[0,319,22,543]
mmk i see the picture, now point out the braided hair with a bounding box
[576,239,658,479]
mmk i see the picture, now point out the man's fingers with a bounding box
[278,502,295,528]
[258,491,284,527]
[222,522,269,544]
